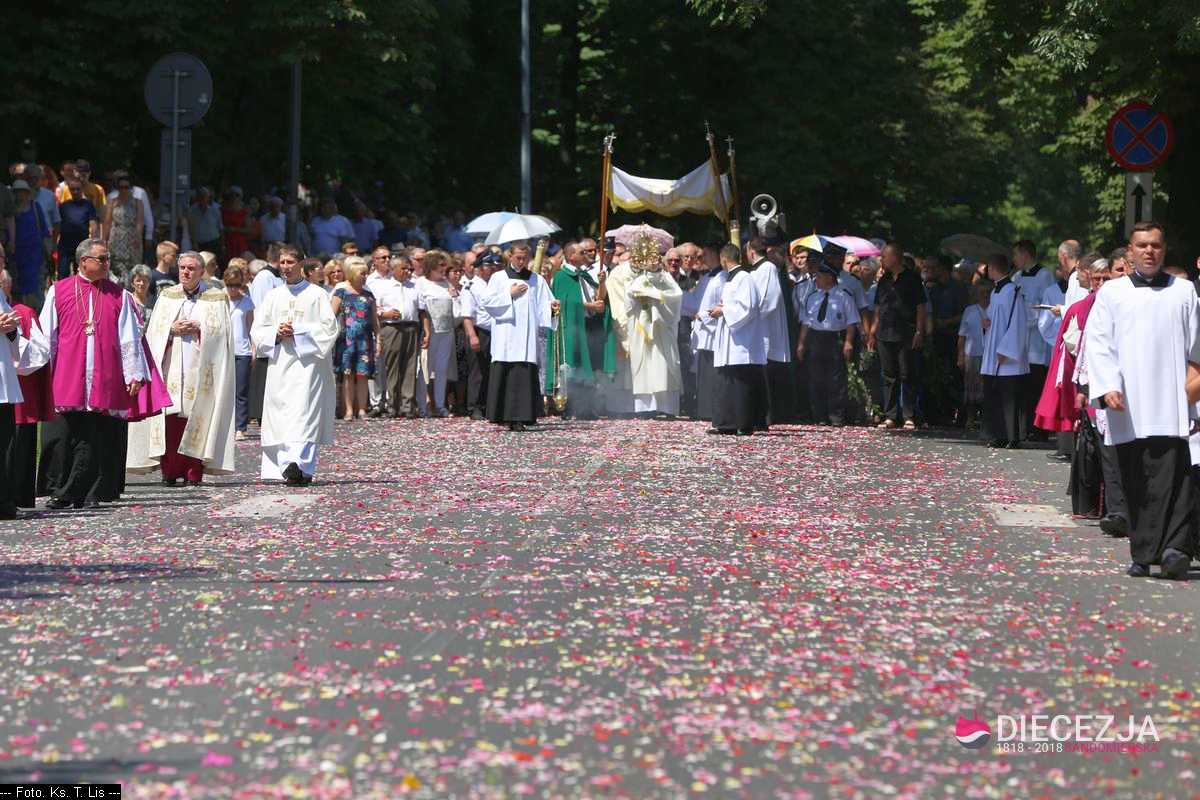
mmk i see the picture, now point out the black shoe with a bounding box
[433,408,451,418]
[299,474,314,487]
[184,479,203,487]
[1160,549,1191,580]
[162,477,179,487]
[987,439,1008,449]
[369,408,384,418]
[0,504,17,520]
[470,409,485,421]
[509,422,527,432]
[1005,441,1021,450]
[81,498,101,509]
[1099,514,1129,538]
[1046,453,1071,463]
[45,496,74,510]
[736,429,754,436]
[706,427,734,435]
[1127,563,1151,578]
[282,463,303,485]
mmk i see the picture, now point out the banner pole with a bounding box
[726,136,741,248]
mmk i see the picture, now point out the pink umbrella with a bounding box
[605,224,674,253]
[831,236,881,258]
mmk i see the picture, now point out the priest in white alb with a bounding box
[127,251,236,485]
[481,242,557,432]
[709,243,768,435]
[251,244,338,485]
[1085,221,1200,580]
[605,232,683,417]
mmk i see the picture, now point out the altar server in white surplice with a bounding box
[709,244,768,436]
[251,244,338,485]
[481,242,557,432]
[1085,222,1200,580]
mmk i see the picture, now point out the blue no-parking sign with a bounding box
[1106,101,1174,171]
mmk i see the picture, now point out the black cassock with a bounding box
[982,374,1025,443]
[712,364,767,433]
[1116,436,1196,565]
[486,362,543,424]
[695,349,716,421]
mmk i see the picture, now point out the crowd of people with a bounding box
[1,162,1198,579]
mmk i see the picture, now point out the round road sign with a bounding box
[1105,101,1174,171]
[144,53,214,128]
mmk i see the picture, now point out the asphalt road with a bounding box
[0,419,1197,799]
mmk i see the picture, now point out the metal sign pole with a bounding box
[519,0,532,213]
[169,69,182,245]
[288,62,302,246]
[1124,172,1153,240]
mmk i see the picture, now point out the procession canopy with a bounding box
[608,162,732,222]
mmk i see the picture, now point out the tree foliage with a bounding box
[5,0,1198,260]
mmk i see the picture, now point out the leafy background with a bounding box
[5,0,1198,259]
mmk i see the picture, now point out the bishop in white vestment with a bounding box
[128,254,236,484]
[610,233,683,416]
[1085,225,1200,578]
[251,248,338,485]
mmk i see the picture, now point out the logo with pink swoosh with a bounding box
[955,713,992,749]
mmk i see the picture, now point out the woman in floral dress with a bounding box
[102,171,143,281]
[330,256,380,420]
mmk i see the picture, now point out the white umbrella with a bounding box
[483,214,561,246]
[465,211,517,235]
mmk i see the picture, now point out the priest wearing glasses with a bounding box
[32,238,169,509]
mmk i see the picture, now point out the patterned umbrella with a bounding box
[605,224,673,253]
[831,236,882,258]
[940,234,1007,261]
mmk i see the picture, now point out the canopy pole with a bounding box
[597,133,615,270]
[704,122,731,243]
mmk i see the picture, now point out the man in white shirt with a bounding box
[248,250,284,424]
[372,253,423,417]
[364,246,394,414]
[308,198,354,256]
[462,250,500,420]
[259,196,287,244]
[1085,221,1200,579]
